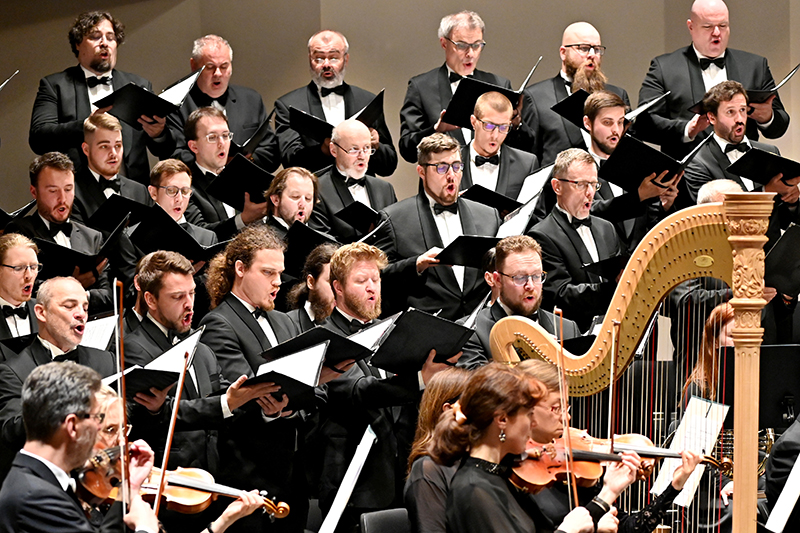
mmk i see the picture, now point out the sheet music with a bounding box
[348,318,395,350]
[146,327,203,372]
[515,163,554,205]
[255,342,326,386]
[80,315,117,350]
[650,396,729,506]
[318,426,378,533]
[159,69,202,106]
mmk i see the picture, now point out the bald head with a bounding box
[688,0,729,58]
[560,22,605,91]
[561,22,601,48]
[330,119,372,178]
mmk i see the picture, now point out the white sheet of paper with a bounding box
[146,328,203,372]
[318,426,377,533]
[101,365,140,386]
[159,70,202,106]
[515,164,554,204]
[348,318,395,350]
[650,396,729,506]
[80,315,117,350]
[255,342,326,386]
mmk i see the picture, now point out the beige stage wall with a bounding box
[0,0,796,208]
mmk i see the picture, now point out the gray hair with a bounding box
[438,11,485,39]
[697,179,743,204]
[36,277,82,308]
[307,30,350,54]
[192,34,233,63]
[552,148,595,180]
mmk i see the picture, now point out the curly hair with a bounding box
[68,12,125,58]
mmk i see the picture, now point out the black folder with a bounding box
[369,309,473,374]
[435,235,501,269]
[748,63,800,103]
[550,89,590,129]
[0,199,36,228]
[259,325,372,367]
[229,109,275,158]
[247,341,327,412]
[725,148,800,186]
[206,154,275,211]
[441,77,521,130]
[460,185,522,214]
[288,89,386,143]
[333,201,380,235]
[765,223,800,295]
[130,204,228,262]
[284,222,340,277]
[582,253,629,281]
[87,194,151,232]
[0,333,36,356]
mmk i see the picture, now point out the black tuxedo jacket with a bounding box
[399,64,536,163]
[637,46,790,159]
[286,307,316,333]
[0,300,37,342]
[528,209,622,331]
[458,301,581,370]
[183,160,240,241]
[0,340,115,481]
[29,66,176,185]
[264,216,289,241]
[309,166,397,243]
[766,417,800,529]
[124,319,228,472]
[5,214,112,312]
[522,74,630,166]
[274,81,397,177]
[71,167,153,225]
[168,84,280,172]
[374,194,500,320]
[460,144,539,200]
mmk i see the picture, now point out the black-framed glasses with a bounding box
[422,162,464,174]
[332,142,376,156]
[204,132,233,143]
[476,118,512,134]
[564,44,606,56]
[157,185,193,198]
[445,36,486,52]
[1,263,42,274]
[556,178,602,192]
[498,271,547,286]
[77,412,106,423]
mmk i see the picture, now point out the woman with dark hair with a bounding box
[404,367,471,533]
[429,363,594,533]
[682,302,734,403]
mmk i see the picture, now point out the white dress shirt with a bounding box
[232,293,279,347]
[0,296,31,337]
[556,204,599,263]
[713,134,755,191]
[426,192,465,289]
[468,142,500,192]
[81,65,113,111]
[90,169,120,199]
[39,214,71,248]
[316,83,346,126]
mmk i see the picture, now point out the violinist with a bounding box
[0,361,159,533]
[430,363,595,533]
[520,359,702,533]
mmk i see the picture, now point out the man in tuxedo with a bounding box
[264,167,319,241]
[168,34,280,172]
[274,30,397,176]
[29,11,175,185]
[374,133,500,320]
[285,243,337,332]
[461,91,539,200]
[399,11,534,164]
[458,236,580,369]
[0,234,39,343]
[319,242,452,532]
[523,22,631,166]
[309,120,397,242]
[183,107,269,241]
[684,80,800,205]
[5,153,112,312]
[0,361,159,533]
[637,0,789,159]
[0,277,116,482]
[528,149,623,331]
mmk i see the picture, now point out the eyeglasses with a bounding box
[157,185,193,198]
[556,178,602,192]
[101,423,132,438]
[77,412,106,423]
[1,263,42,274]
[204,132,233,143]
[564,44,606,56]
[498,271,547,286]
[476,118,512,134]
[312,56,343,65]
[332,142,376,156]
[423,162,464,174]
[445,37,486,52]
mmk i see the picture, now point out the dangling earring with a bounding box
[499,430,506,442]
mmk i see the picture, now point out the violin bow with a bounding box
[114,280,131,514]
[554,307,579,509]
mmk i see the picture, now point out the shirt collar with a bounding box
[304,300,316,322]
[232,293,258,314]
[146,314,171,339]
[424,191,457,215]
[38,213,70,230]
[195,162,221,177]
[37,335,67,358]
[80,65,113,81]
[692,44,726,61]
[271,216,290,230]
[335,306,365,325]
[19,450,75,492]
[470,141,501,162]
[555,203,575,223]
[0,296,24,309]
[89,168,118,183]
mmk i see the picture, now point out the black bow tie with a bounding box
[724,142,750,154]
[54,350,79,363]
[253,308,269,321]
[102,178,120,194]
[320,84,347,97]
[449,71,463,83]
[562,76,573,88]
[48,221,72,238]
[433,202,458,216]
[349,319,368,334]
[699,56,725,70]
[86,76,111,88]
[475,154,499,167]
[167,329,191,345]
[192,85,228,108]
[571,217,592,230]
[345,177,366,188]
[2,305,27,320]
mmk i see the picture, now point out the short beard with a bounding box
[345,293,381,322]
[90,57,112,74]
[571,63,607,94]
[308,291,333,324]
[501,291,542,319]
[310,66,346,89]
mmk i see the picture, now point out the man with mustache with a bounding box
[0,234,40,344]
[684,80,799,205]
[286,243,338,331]
[264,167,319,241]
[523,22,631,166]
[5,153,112,313]
[274,30,397,177]
[168,34,280,173]
[29,11,176,185]
[637,0,789,160]
[0,277,116,482]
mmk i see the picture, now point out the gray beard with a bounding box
[311,66,346,89]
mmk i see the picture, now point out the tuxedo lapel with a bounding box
[70,68,92,124]
[342,83,356,116]
[437,65,466,145]
[77,170,107,216]
[552,209,594,266]
[683,47,708,108]
[0,317,10,339]
[140,320,199,398]
[30,339,53,366]
[552,77,585,149]
[459,145,474,189]
[458,201,479,293]
[305,82,326,120]
[69,224,97,254]
[725,52,742,84]
[227,296,271,351]
[707,141,747,186]
[496,149,512,195]
[415,195,461,295]
[331,168,355,208]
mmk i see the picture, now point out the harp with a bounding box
[490,192,774,533]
